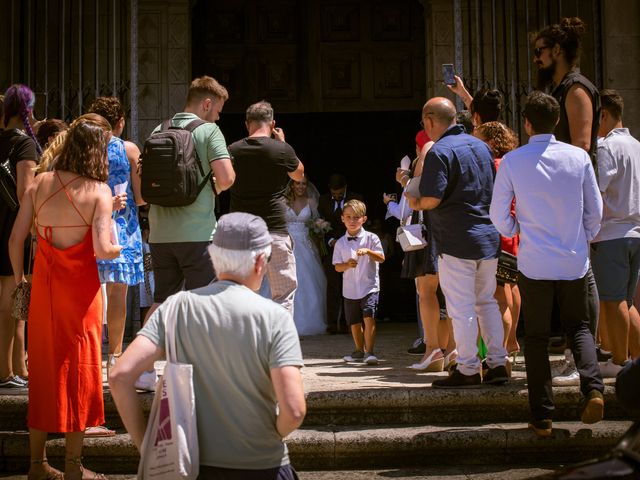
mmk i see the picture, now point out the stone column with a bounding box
[602,0,640,137]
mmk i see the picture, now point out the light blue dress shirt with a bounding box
[490,134,603,280]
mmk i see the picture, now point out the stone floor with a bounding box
[0,466,558,479]
[2,321,613,398]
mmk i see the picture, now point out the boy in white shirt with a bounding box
[333,200,385,365]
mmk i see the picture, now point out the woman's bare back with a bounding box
[33,171,107,250]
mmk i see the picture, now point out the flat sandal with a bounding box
[28,458,64,480]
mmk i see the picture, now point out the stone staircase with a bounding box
[0,324,633,475]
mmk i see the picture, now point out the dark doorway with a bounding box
[192,0,428,322]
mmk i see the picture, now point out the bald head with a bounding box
[423,97,457,125]
[421,97,457,141]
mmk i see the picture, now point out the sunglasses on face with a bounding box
[534,46,551,58]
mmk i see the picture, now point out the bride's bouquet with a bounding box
[305,217,332,256]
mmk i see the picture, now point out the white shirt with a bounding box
[490,134,602,280]
[332,228,383,299]
[595,128,640,242]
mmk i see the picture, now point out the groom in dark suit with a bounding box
[318,173,364,333]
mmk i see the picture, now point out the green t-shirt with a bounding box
[148,112,229,243]
[138,280,304,469]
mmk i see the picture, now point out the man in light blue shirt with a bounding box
[490,91,604,437]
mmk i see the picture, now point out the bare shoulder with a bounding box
[566,83,593,105]
[123,140,141,156]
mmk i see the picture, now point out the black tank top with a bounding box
[551,69,601,173]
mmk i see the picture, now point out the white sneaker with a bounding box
[552,349,579,386]
[599,359,623,378]
[135,369,158,391]
[552,366,580,386]
[364,352,379,365]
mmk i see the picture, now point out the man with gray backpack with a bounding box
[137,76,235,390]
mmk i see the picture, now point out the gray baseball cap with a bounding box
[212,212,272,251]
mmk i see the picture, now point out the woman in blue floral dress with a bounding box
[89,98,144,372]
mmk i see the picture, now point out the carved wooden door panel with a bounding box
[137,0,191,141]
[192,0,426,114]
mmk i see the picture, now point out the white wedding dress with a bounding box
[286,204,327,336]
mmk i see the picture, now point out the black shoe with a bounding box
[596,347,612,363]
[432,366,482,389]
[407,339,426,355]
[483,365,509,385]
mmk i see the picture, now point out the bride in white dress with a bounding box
[285,179,328,336]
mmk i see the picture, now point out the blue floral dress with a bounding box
[97,137,144,285]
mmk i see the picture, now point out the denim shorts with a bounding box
[591,237,640,304]
[343,292,379,325]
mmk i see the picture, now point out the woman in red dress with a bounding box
[475,121,522,358]
[9,114,121,480]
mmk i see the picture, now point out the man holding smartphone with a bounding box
[228,101,305,315]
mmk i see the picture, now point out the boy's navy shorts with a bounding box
[344,292,379,325]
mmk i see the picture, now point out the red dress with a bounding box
[27,173,104,432]
[494,157,519,256]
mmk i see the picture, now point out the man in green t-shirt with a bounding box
[109,212,306,478]
[135,76,236,392]
[147,76,235,305]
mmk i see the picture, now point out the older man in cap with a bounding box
[109,212,306,479]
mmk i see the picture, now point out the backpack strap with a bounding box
[160,120,172,131]
[183,119,207,133]
[180,118,214,196]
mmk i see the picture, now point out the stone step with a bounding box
[0,421,632,474]
[0,381,626,431]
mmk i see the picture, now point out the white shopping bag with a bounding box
[138,307,198,479]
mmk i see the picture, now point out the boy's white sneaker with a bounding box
[364,352,379,365]
[343,351,365,362]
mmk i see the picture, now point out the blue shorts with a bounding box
[344,292,379,325]
[591,237,640,304]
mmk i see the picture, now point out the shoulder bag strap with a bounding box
[164,300,179,364]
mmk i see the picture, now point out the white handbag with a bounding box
[396,189,427,252]
[138,303,199,480]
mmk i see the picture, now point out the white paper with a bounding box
[114,181,128,196]
[400,155,411,171]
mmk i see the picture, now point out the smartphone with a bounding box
[442,64,455,86]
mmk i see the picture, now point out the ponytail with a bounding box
[21,108,43,156]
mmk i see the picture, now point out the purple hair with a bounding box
[3,84,42,155]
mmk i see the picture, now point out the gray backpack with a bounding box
[141,119,212,207]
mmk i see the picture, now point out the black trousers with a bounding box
[519,271,604,421]
[322,250,344,329]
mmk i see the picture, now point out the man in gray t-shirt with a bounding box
[109,213,305,478]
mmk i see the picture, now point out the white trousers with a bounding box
[438,254,507,375]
